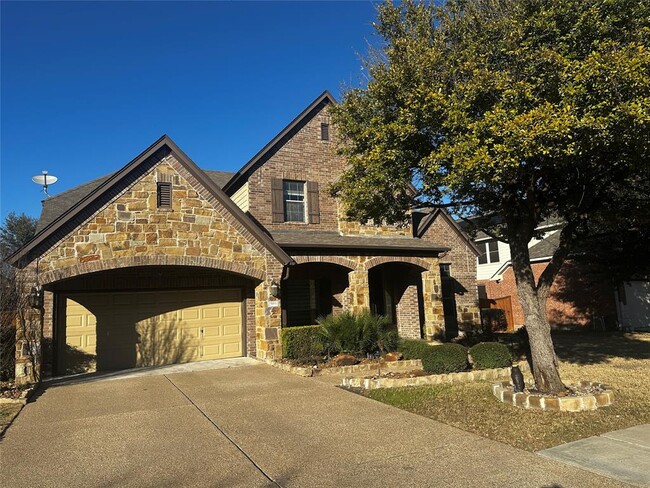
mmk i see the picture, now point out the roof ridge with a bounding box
[222,91,336,194]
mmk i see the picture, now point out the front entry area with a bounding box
[60,289,243,374]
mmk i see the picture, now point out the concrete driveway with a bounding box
[1,362,629,488]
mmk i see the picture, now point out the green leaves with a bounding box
[332,0,650,236]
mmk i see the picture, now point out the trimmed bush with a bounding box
[398,339,431,360]
[469,342,512,369]
[421,343,469,374]
[281,325,325,361]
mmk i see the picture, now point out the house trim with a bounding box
[415,209,481,256]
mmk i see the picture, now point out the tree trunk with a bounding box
[509,234,565,394]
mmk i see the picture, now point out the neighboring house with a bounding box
[8,91,481,382]
[468,223,619,331]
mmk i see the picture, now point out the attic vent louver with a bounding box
[157,182,172,208]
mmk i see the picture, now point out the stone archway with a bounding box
[38,255,266,285]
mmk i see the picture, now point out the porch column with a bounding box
[396,283,421,339]
[255,263,283,360]
[348,268,370,314]
[421,269,446,340]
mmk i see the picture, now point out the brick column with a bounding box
[422,268,445,340]
[348,268,370,314]
[396,283,421,339]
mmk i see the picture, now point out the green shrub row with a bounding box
[468,342,512,369]
[421,343,469,374]
[398,339,512,373]
[281,325,325,361]
[397,339,431,360]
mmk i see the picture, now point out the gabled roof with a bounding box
[222,91,337,194]
[35,169,235,232]
[8,135,291,267]
[489,230,560,279]
[414,208,480,256]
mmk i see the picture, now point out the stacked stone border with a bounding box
[0,386,36,406]
[341,363,528,390]
[265,359,423,378]
[492,381,613,412]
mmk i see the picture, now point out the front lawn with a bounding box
[366,332,650,451]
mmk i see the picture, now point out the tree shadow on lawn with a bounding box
[552,331,650,365]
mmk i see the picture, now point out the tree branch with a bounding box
[457,215,509,243]
[536,223,577,297]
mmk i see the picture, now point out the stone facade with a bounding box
[288,254,445,340]
[35,155,268,277]
[418,212,481,333]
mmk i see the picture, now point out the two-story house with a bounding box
[8,92,481,381]
[468,221,619,331]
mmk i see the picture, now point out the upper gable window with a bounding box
[283,180,306,222]
[320,123,330,141]
[157,182,172,209]
[477,240,499,265]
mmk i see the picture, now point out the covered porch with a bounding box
[280,253,447,341]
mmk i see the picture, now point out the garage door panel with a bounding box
[64,289,243,374]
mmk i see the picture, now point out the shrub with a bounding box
[421,343,469,374]
[318,310,398,356]
[318,311,358,355]
[398,339,431,360]
[469,342,512,369]
[281,325,325,361]
[356,309,399,355]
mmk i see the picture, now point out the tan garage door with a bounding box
[63,289,242,373]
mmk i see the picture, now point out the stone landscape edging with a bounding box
[491,381,613,412]
[341,362,530,390]
[317,359,422,376]
[0,386,35,405]
[265,359,424,378]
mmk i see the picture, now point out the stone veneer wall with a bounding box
[14,152,289,380]
[419,214,481,332]
[35,155,268,276]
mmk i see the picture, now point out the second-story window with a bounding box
[477,240,499,264]
[283,180,306,222]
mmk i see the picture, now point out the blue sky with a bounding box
[1,1,378,221]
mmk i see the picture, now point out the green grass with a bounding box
[366,332,650,451]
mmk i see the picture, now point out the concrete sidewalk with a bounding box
[539,424,650,487]
[1,364,630,487]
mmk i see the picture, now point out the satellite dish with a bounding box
[32,170,58,197]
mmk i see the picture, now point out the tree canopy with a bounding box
[331,0,650,393]
[332,0,649,245]
[0,212,37,260]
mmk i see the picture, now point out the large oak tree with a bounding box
[331,0,649,393]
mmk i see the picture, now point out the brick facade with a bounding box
[245,106,344,232]
[481,260,617,328]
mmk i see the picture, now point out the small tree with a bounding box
[1,212,38,382]
[331,0,649,393]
